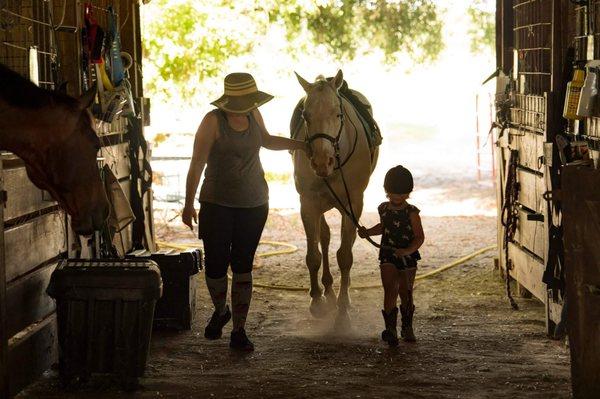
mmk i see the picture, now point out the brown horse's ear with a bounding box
[56,81,68,94]
[295,71,312,93]
[78,83,97,110]
[332,69,344,90]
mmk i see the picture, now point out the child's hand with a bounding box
[358,227,368,238]
[394,248,412,257]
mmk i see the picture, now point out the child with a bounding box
[359,165,425,346]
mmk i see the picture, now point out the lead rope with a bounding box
[322,150,399,253]
[501,150,520,310]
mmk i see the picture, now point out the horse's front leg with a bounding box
[335,199,362,330]
[300,199,328,318]
[337,213,357,312]
[320,215,337,311]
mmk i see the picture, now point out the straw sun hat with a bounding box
[211,72,274,113]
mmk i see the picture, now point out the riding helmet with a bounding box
[384,165,413,194]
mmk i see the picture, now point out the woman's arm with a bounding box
[182,112,218,230]
[395,212,425,256]
[252,109,307,152]
[358,223,383,238]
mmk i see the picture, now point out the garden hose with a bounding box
[156,240,496,292]
[156,240,298,258]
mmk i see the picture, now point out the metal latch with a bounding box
[527,213,544,222]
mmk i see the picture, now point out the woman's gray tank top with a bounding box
[198,109,269,208]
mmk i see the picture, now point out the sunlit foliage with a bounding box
[467,0,495,54]
[143,0,444,102]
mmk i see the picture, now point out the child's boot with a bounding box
[381,307,399,346]
[400,303,416,342]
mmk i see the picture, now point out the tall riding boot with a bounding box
[400,302,416,342]
[381,307,399,346]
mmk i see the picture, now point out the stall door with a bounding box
[562,165,600,399]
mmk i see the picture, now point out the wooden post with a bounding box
[0,159,8,398]
[120,0,144,98]
[498,0,514,75]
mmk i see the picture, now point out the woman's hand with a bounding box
[182,205,197,231]
[358,227,369,238]
[394,248,412,257]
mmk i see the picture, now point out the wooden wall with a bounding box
[0,0,147,396]
[1,156,63,397]
[495,0,564,335]
[496,0,600,334]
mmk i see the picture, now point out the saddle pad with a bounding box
[290,81,382,149]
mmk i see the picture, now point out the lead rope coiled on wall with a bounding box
[501,150,520,310]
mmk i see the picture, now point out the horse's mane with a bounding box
[0,63,78,109]
[314,75,330,91]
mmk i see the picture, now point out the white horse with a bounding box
[291,70,379,328]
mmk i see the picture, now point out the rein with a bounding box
[301,94,402,258]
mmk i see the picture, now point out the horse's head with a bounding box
[296,70,345,178]
[23,86,110,235]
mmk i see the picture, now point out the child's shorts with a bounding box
[379,254,418,271]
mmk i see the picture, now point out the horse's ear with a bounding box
[78,83,97,110]
[332,69,344,90]
[56,81,68,94]
[295,71,312,93]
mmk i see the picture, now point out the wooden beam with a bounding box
[3,166,57,222]
[4,212,66,283]
[502,0,514,74]
[6,262,57,338]
[7,314,57,397]
[0,160,9,399]
[514,207,546,260]
[496,0,502,69]
[509,128,545,173]
[517,168,546,213]
[508,242,547,303]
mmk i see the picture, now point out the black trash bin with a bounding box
[127,248,202,330]
[46,259,162,389]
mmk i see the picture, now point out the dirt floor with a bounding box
[20,213,572,398]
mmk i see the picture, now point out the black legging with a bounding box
[198,201,268,279]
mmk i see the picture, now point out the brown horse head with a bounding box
[0,64,110,235]
[295,70,345,178]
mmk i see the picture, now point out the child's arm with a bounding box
[358,223,383,238]
[395,212,425,256]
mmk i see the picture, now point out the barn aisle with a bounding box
[20,214,571,398]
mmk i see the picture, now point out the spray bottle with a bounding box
[577,60,600,117]
[563,67,586,120]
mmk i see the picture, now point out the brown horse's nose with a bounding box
[311,157,335,178]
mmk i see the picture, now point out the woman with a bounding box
[182,72,306,351]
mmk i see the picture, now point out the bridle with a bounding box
[300,94,358,169]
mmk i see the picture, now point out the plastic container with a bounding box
[127,248,202,330]
[563,68,586,120]
[46,259,162,389]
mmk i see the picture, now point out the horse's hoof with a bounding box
[325,291,338,312]
[337,297,352,312]
[333,311,351,332]
[310,297,329,318]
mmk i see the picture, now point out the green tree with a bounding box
[143,0,444,103]
[467,0,495,54]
